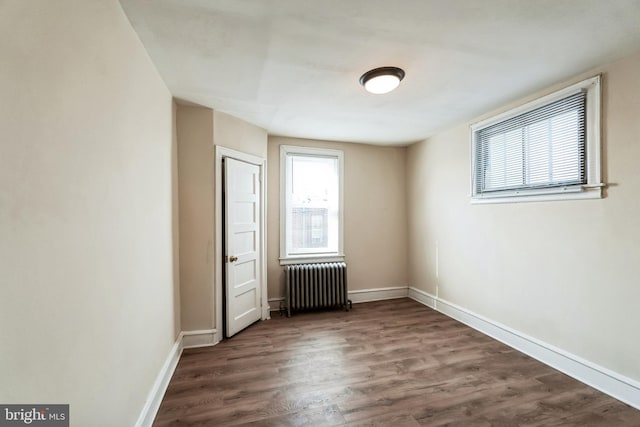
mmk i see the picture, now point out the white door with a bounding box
[224,157,262,337]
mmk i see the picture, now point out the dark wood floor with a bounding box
[154,298,640,426]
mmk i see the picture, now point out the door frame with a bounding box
[214,146,269,339]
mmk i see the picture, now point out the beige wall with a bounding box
[0,1,179,426]
[214,110,268,159]
[267,136,409,300]
[177,107,267,331]
[407,51,640,383]
[177,106,215,330]
[171,101,182,337]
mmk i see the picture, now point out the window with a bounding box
[471,76,603,203]
[280,145,344,264]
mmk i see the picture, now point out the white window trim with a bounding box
[470,75,603,204]
[279,145,345,265]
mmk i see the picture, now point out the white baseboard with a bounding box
[348,286,408,303]
[135,329,220,427]
[407,287,640,411]
[134,334,183,427]
[182,329,220,349]
[407,286,436,309]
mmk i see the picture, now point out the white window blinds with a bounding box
[474,91,587,195]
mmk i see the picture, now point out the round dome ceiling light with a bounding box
[359,66,405,94]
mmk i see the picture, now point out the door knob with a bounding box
[229,256,238,262]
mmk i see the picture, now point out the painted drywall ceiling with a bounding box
[119,0,640,145]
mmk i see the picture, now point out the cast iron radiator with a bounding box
[285,262,351,317]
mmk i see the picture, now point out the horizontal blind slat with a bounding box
[475,91,586,193]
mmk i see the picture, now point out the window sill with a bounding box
[279,255,345,265]
[471,184,603,204]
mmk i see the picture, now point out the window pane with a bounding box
[476,91,585,194]
[526,119,550,185]
[550,110,581,183]
[287,154,339,255]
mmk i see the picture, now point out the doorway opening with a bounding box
[215,146,269,339]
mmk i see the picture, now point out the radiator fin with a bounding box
[285,262,350,316]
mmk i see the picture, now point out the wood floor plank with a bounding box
[153,298,640,426]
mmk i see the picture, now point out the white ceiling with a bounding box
[119,0,640,146]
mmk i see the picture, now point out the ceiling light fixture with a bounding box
[359,66,405,94]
